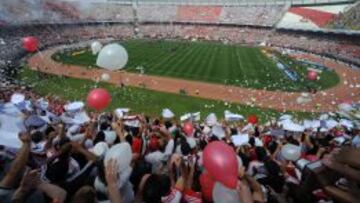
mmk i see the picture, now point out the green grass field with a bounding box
[52,39,339,92]
[18,68,315,122]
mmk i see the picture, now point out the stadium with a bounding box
[0,0,359,203]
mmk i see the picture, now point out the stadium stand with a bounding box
[0,1,360,203]
[288,7,336,27]
[176,6,222,23]
[136,4,285,26]
[78,4,134,22]
[269,30,360,65]
[1,1,357,29]
[1,22,359,89]
[138,24,271,43]
[43,0,134,23]
[44,1,81,21]
[276,3,355,30]
[137,5,177,22]
[327,1,360,30]
[219,5,285,26]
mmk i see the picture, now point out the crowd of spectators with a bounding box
[137,5,284,27]
[219,5,285,27]
[138,24,270,44]
[268,31,360,66]
[0,1,134,24]
[137,5,178,22]
[78,4,134,23]
[0,9,359,203]
[2,1,359,30]
[2,2,285,27]
[0,83,359,203]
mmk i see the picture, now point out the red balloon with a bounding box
[199,171,215,202]
[86,88,111,111]
[203,141,238,189]
[247,115,258,124]
[307,70,318,81]
[183,122,194,136]
[22,36,38,52]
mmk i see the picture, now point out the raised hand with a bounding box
[105,159,123,203]
[20,169,41,191]
[12,169,41,202]
[105,158,119,187]
[236,180,254,203]
[331,147,360,169]
[18,131,31,143]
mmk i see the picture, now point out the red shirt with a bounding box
[132,137,142,154]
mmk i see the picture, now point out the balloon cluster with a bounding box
[203,143,237,186]
[202,141,240,203]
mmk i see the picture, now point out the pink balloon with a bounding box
[87,88,111,111]
[203,141,238,189]
[307,70,318,81]
[183,122,194,136]
[22,36,38,52]
[199,171,215,202]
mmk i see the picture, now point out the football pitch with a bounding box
[18,68,314,121]
[53,39,339,92]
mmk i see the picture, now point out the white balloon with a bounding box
[91,41,102,55]
[101,73,110,81]
[212,182,240,203]
[96,43,128,70]
[281,144,301,161]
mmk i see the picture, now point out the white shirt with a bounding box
[145,139,174,172]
